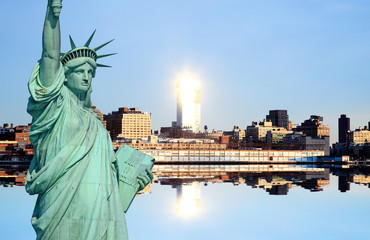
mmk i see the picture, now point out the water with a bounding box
[1,164,369,240]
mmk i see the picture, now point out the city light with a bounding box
[179,77,197,129]
[177,76,201,133]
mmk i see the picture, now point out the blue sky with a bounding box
[1,0,370,142]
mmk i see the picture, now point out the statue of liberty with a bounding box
[25,1,154,239]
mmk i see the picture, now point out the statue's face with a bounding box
[65,63,93,94]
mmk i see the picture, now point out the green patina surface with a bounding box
[25,1,154,239]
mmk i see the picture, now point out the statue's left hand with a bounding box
[137,168,154,191]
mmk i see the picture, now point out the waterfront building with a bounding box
[301,136,330,155]
[143,149,325,163]
[246,119,292,142]
[112,138,226,151]
[266,110,289,130]
[338,114,350,144]
[224,126,245,142]
[14,124,31,146]
[104,107,151,141]
[266,131,292,144]
[176,78,201,133]
[160,125,182,138]
[294,115,330,138]
[347,127,370,144]
[206,130,224,142]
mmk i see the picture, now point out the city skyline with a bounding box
[1,1,370,143]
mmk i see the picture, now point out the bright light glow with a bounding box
[176,183,201,217]
[177,76,201,132]
[179,77,197,128]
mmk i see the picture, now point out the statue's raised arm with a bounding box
[40,0,62,87]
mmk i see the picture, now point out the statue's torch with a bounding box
[51,0,63,17]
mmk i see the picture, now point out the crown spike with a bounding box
[69,35,76,49]
[84,30,96,47]
[94,39,114,52]
[96,63,112,68]
[96,53,117,59]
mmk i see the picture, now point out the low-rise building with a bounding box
[224,126,245,142]
[301,136,330,156]
[104,107,151,141]
[91,106,107,128]
[246,119,291,142]
[113,138,226,151]
[15,124,31,146]
[347,127,370,145]
[294,115,330,138]
[144,149,325,163]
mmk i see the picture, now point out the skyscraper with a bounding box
[338,114,350,143]
[176,78,201,133]
[266,110,289,130]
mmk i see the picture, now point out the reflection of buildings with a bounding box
[158,177,203,215]
[331,167,370,192]
[153,164,331,196]
[351,174,370,185]
[246,175,292,195]
[338,175,350,192]
[0,164,28,187]
[176,182,201,214]
[154,164,370,195]
[0,123,34,157]
[242,169,330,195]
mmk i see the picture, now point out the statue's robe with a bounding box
[26,62,128,240]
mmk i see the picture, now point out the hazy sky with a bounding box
[1,0,370,143]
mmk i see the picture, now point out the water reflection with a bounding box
[153,165,332,197]
[0,162,28,187]
[1,162,370,240]
[176,182,201,216]
[1,162,369,195]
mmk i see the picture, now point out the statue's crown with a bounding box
[61,30,116,68]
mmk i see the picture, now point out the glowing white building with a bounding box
[176,78,201,133]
